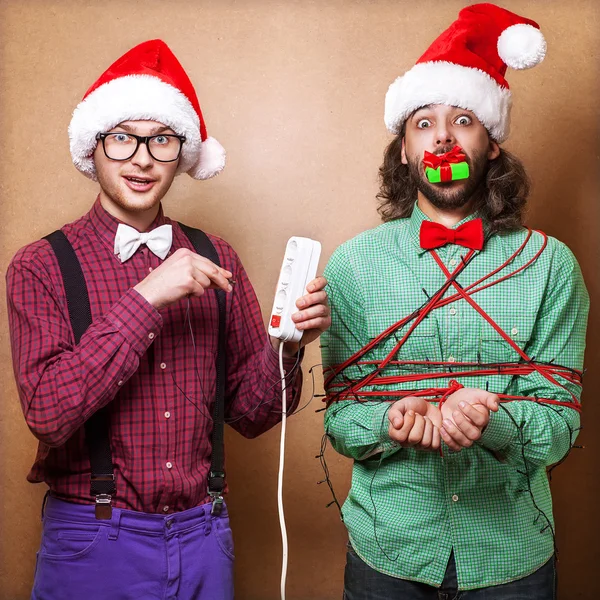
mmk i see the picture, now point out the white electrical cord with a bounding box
[277,340,288,600]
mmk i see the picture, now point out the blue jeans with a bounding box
[344,544,556,600]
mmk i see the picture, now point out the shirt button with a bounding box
[149,267,153,272]
[449,308,457,316]
[164,411,171,419]
[148,332,155,340]
[117,380,124,386]
[452,494,459,502]
[448,356,456,363]
[166,462,173,469]
[163,506,169,512]
[511,327,518,337]
[449,258,458,267]
[160,362,167,370]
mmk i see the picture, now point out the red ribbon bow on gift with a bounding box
[423,146,467,182]
[420,218,485,251]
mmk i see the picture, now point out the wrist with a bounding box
[134,281,160,309]
[269,336,300,357]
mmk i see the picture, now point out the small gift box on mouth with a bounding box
[423,146,470,183]
[425,161,470,183]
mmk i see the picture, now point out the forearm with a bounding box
[12,288,161,447]
[478,400,580,467]
[226,341,303,438]
[324,400,402,461]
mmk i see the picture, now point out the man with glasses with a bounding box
[6,39,330,600]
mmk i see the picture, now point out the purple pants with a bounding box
[32,495,234,600]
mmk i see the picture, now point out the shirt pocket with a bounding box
[478,315,534,365]
[366,312,443,366]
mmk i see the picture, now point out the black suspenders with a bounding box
[44,223,227,519]
[178,223,228,516]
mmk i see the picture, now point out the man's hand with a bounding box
[439,388,499,452]
[270,276,331,356]
[292,276,331,344]
[134,248,233,310]
[388,397,442,451]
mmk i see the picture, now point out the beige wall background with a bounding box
[0,1,598,598]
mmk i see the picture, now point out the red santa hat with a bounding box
[384,3,546,142]
[69,39,225,180]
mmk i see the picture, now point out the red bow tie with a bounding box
[420,218,484,251]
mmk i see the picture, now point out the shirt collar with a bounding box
[407,200,489,254]
[88,196,169,253]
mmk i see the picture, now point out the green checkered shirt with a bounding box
[321,203,589,590]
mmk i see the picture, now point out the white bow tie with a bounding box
[114,223,173,263]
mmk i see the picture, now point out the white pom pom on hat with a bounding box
[188,136,227,181]
[497,23,546,70]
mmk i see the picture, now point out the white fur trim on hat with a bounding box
[69,74,204,180]
[384,61,512,142]
[497,24,546,70]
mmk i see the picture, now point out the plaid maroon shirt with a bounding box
[7,198,302,513]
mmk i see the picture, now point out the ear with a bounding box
[401,137,408,165]
[488,140,500,161]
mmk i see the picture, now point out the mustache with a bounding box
[434,145,456,155]
[431,145,468,159]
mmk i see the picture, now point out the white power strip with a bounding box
[268,237,322,343]
[269,236,321,600]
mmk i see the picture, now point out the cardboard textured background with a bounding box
[0,1,598,598]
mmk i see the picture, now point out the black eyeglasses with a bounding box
[96,132,187,162]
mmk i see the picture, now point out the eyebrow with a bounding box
[116,123,173,135]
[412,105,433,116]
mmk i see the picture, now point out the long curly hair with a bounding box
[376,131,531,234]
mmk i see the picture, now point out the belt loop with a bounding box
[40,490,50,522]
[204,504,213,536]
[108,508,122,541]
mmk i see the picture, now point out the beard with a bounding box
[407,145,488,211]
[105,185,164,213]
